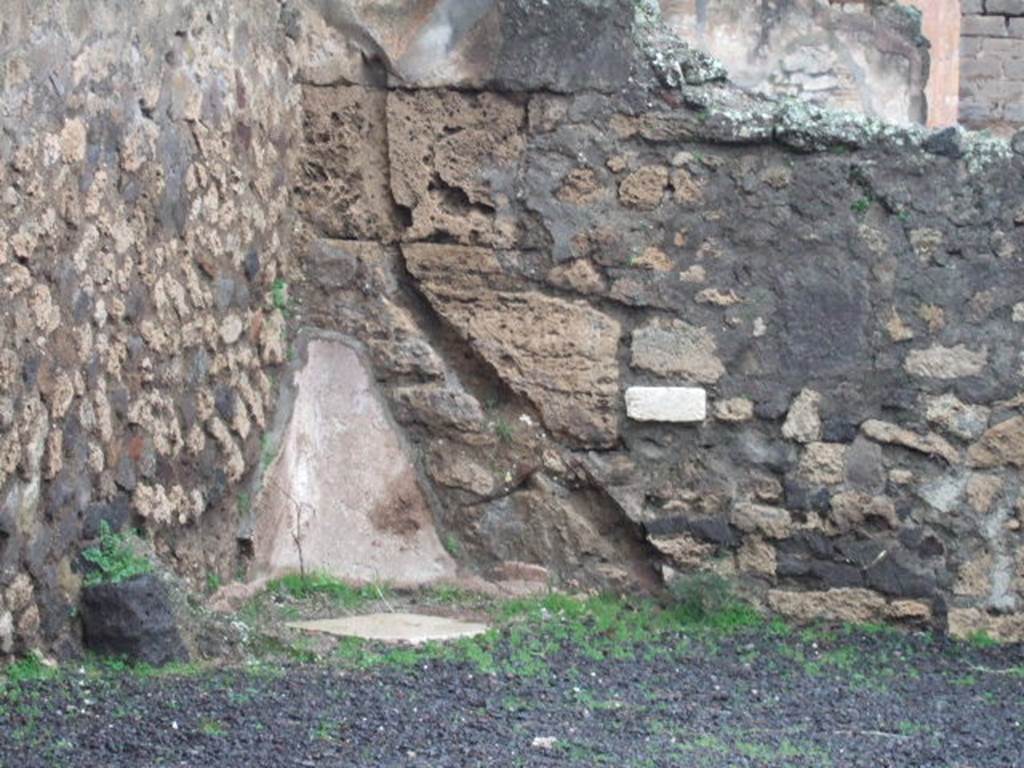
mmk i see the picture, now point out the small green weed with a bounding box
[427,584,472,604]
[199,719,226,737]
[667,572,762,631]
[259,434,277,472]
[967,630,999,648]
[81,521,152,587]
[1,656,58,687]
[441,533,462,558]
[898,720,928,736]
[206,572,223,595]
[851,196,872,215]
[493,418,513,442]
[951,674,978,687]
[267,572,385,608]
[271,279,288,311]
[313,719,336,742]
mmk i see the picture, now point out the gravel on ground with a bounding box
[2,590,1022,768]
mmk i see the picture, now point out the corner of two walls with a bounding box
[2,0,1024,660]
[280,6,1024,642]
[0,0,301,657]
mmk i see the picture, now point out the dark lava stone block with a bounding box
[80,574,188,666]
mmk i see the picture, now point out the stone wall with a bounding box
[659,0,931,124]
[2,0,1024,658]
[961,0,1024,134]
[0,0,300,656]
[280,0,1024,641]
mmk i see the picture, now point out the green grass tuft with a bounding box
[271,279,288,311]
[267,572,386,608]
[850,196,872,214]
[966,630,1000,648]
[666,572,762,631]
[81,521,153,587]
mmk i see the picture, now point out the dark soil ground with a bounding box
[2,586,1023,768]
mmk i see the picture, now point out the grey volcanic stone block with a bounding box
[492,0,636,92]
[80,575,188,666]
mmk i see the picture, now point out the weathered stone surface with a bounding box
[730,503,792,540]
[768,588,930,625]
[966,473,1005,515]
[904,345,988,379]
[781,389,822,444]
[405,244,621,447]
[829,492,899,533]
[296,86,402,241]
[737,536,776,577]
[80,575,188,666]
[0,0,298,654]
[547,260,608,295]
[925,394,991,441]
[625,387,706,423]
[619,166,669,209]
[249,336,456,586]
[390,387,486,433]
[954,554,994,598]
[861,420,959,464]
[844,437,886,493]
[948,608,1024,642]
[649,534,714,568]
[0,611,14,655]
[967,416,1024,468]
[713,397,754,423]
[388,91,524,246]
[474,480,654,587]
[797,443,847,486]
[630,319,725,383]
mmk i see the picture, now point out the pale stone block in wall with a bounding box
[961,36,984,56]
[961,0,984,12]
[1011,18,1024,35]
[1006,102,1024,121]
[962,59,1006,80]
[962,14,1008,35]
[973,82,1024,105]
[981,36,1024,55]
[986,0,1024,15]
[625,387,707,423]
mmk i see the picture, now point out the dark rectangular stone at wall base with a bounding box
[80,574,189,666]
[865,554,938,599]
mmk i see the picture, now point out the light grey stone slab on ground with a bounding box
[287,613,489,644]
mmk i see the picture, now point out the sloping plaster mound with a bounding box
[248,335,456,586]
